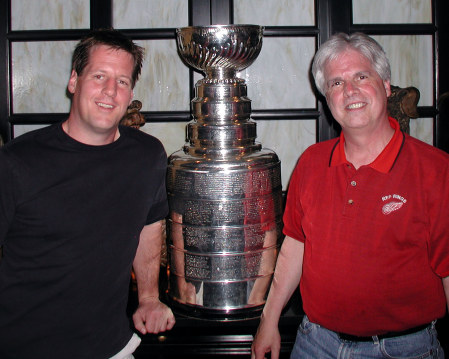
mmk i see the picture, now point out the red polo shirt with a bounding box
[283,118,449,336]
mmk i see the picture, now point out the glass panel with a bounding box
[113,0,188,29]
[239,37,316,110]
[410,118,433,145]
[133,40,190,112]
[141,122,187,159]
[257,119,316,189]
[12,41,76,114]
[13,124,48,139]
[11,0,89,30]
[353,0,432,24]
[373,35,433,107]
[234,0,315,26]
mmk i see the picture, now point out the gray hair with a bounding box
[312,32,391,95]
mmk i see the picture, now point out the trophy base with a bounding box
[167,296,264,322]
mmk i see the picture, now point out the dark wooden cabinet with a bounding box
[128,281,303,359]
[133,314,300,359]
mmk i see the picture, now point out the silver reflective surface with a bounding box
[167,25,282,320]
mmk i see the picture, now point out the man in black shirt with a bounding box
[0,29,175,359]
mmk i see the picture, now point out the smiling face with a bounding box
[66,45,134,145]
[324,49,391,134]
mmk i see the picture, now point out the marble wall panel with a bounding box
[353,0,431,24]
[410,118,433,145]
[234,0,314,26]
[133,40,190,112]
[12,41,76,113]
[11,0,89,30]
[256,119,316,189]
[238,37,316,110]
[373,35,433,107]
[13,124,47,139]
[113,0,188,29]
[140,122,188,159]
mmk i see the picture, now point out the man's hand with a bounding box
[251,316,281,359]
[132,297,175,335]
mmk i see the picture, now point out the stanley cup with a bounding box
[167,25,283,320]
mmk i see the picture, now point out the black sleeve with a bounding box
[0,150,18,245]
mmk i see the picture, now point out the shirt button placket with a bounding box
[346,180,357,209]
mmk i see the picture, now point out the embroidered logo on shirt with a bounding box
[381,194,407,215]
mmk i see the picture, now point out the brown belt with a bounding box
[337,323,431,342]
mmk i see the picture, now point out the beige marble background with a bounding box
[11,0,89,30]
[133,40,190,112]
[234,0,315,26]
[374,35,433,106]
[12,41,76,113]
[353,0,432,24]
[113,0,188,29]
[238,37,316,110]
[10,0,435,187]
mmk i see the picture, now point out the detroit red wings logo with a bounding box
[382,201,404,215]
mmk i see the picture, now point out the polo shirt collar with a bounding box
[329,117,405,173]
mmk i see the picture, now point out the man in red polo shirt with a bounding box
[252,32,449,359]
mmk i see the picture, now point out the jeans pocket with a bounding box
[380,327,442,359]
[298,315,314,335]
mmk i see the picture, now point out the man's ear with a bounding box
[384,80,391,97]
[129,90,134,106]
[67,70,78,94]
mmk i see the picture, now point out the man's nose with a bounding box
[102,79,117,97]
[344,80,359,96]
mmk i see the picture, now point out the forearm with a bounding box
[132,220,176,334]
[443,276,449,311]
[133,220,164,301]
[260,236,304,325]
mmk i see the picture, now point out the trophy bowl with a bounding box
[176,25,264,74]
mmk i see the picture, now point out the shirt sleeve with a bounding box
[0,150,17,245]
[282,159,306,242]
[145,147,169,225]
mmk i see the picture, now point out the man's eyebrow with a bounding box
[354,70,371,77]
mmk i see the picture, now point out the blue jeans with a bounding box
[290,316,444,359]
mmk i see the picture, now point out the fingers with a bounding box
[251,328,281,359]
[251,347,266,359]
[144,317,173,333]
[251,348,277,359]
[133,304,176,335]
[148,306,175,333]
[132,311,148,335]
[166,313,176,330]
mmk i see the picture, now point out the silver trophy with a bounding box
[167,25,283,320]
